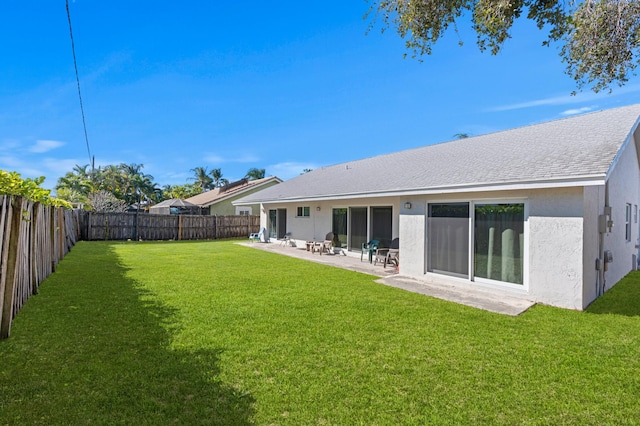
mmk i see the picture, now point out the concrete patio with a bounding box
[240,241,536,316]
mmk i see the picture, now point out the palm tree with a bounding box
[119,163,158,206]
[190,166,213,192]
[245,168,266,180]
[209,168,228,188]
[55,163,93,201]
[97,164,125,198]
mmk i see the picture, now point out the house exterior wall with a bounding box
[526,187,585,309]
[260,197,401,247]
[399,198,426,277]
[209,180,280,216]
[582,185,604,308]
[397,188,589,309]
[209,200,260,216]
[602,129,640,294]
[257,136,640,310]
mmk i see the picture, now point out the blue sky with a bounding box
[1,1,639,191]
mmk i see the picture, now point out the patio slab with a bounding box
[240,241,535,316]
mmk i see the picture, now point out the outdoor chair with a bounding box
[385,248,399,269]
[383,238,399,269]
[310,232,334,255]
[249,227,266,243]
[373,238,399,267]
[361,239,380,263]
[279,232,293,246]
[321,232,334,254]
[310,241,324,254]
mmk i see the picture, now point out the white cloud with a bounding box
[268,161,318,180]
[41,158,83,175]
[0,139,20,151]
[488,94,594,112]
[560,106,594,116]
[488,83,640,113]
[0,155,23,168]
[0,156,47,182]
[203,154,224,163]
[29,139,65,153]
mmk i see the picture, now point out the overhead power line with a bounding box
[65,0,93,168]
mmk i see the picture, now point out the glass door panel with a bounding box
[349,207,367,251]
[332,208,347,248]
[371,206,393,246]
[474,203,524,285]
[276,208,287,239]
[428,203,469,278]
[268,209,277,239]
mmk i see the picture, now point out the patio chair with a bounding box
[373,238,395,266]
[249,227,266,243]
[321,232,334,254]
[310,241,324,254]
[383,238,399,268]
[360,239,380,263]
[385,248,399,269]
[279,232,293,246]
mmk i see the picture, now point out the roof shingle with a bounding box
[238,104,640,203]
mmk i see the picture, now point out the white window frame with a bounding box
[296,206,310,217]
[236,206,252,216]
[425,197,529,292]
[626,203,632,242]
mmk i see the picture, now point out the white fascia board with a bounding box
[255,175,607,204]
[228,179,282,206]
[605,117,640,181]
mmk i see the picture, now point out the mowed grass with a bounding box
[1,240,640,425]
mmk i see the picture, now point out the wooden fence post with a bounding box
[30,202,39,295]
[0,197,23,339]
[87,211,92,241]
[58,208,64,263]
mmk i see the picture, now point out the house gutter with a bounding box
[235,174,607,205]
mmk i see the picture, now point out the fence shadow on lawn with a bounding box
[586,270,640,317]
[0,242,255,425]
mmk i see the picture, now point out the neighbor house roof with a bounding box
[186,176,282,207]
[150,198,197,208]
[236,104,640,204]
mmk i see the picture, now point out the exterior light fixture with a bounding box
[404,202,412,209]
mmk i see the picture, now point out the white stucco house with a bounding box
[235,104,640,310]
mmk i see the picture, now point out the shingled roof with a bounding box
[236,104,640,204]
[186,176,282,207]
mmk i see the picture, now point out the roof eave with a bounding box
[202,177,282,207]
[244,175,607,204]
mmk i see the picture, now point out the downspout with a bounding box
[598,182,611,297]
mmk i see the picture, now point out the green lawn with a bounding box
[1,240,640,425]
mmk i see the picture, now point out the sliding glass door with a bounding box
[427,201,525,286]
[268,209,277,239]
[332,208,347,248]
[268,209,287,239]
[474,203,524,285]
[371,206,393,245]
[349,207,367,251]
[428,203,470,278]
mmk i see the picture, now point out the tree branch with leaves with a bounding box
[368,0,640,92]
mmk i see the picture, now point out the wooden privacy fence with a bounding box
[0,204,258,340]
[0,195,79,339]
[78,212,260,241]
